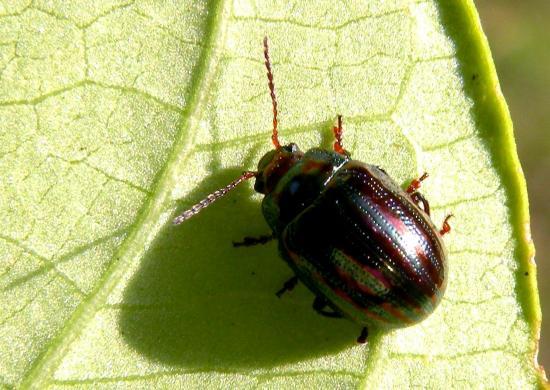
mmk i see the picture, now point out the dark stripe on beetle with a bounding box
[279,161,445,326]
[330,246,429,322]
[336,184,442,314]
[333,183,438,299]
[283,193,436,325]
[323,172,442,320]
[282,227,404,324]
[336,165,445,291]
[332,257,416,324]
[286,222,429,324]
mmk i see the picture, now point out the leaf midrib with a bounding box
[19,0,230,387]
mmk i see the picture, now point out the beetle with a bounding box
[173,37,452,343]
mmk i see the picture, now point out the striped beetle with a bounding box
[173,38,452,343]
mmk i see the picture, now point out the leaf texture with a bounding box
[0,0,545,388]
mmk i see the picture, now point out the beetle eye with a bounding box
[282,143,300,153]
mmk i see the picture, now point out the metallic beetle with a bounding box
[173,38,452,343]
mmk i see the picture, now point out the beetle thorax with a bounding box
[257,147,349,234]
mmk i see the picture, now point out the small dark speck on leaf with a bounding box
[472,73,478,80]
[251,271,256,276]
[524,271,529,276]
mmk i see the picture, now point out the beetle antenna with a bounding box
[173,171,257,224]
[263,36,281,149]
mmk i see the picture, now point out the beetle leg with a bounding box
[356,327,369,344]
[312,296,344,318]
[332,115,349,155]
[276,276,299,297]
[439,214,453,236]
[410,192,431,216]
[232,234,275,247]
[406,172,429,193]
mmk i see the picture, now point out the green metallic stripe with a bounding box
[331,249,390,296]
[332,185,435,323]
[331,249,425,324]
[283,244,400,326]
[338,170,442,299]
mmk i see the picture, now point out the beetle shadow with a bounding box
[118,167,358,369]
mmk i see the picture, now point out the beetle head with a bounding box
[254,143,303,195]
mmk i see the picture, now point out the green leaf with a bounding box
[0,0,545,388]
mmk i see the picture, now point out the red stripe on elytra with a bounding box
[385,197,443,287]
[331,287,390,324]
[356,192,439,296]
[337,249,392,290]
[334,264,377,296]
[380,302,414,324]
[334,260,415,324]
[335,236,430,320]
[344,166,443,286]
[286,244,391,324]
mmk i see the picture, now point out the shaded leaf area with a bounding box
[0,0,544,388]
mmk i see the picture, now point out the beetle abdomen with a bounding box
[280,161,447,328]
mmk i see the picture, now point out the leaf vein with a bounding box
[19,0,232,386]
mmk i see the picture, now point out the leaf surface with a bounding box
[0,0,545,388]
